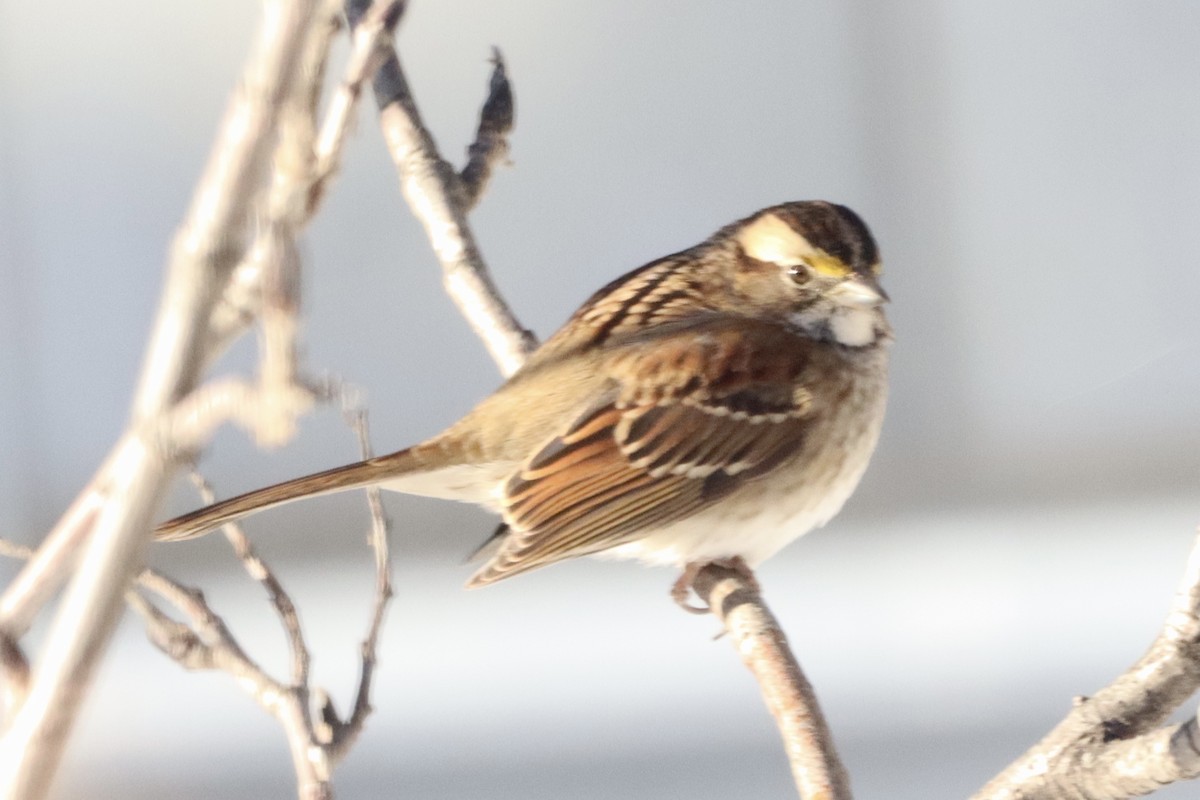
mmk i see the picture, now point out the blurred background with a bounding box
[2,1,1199,797]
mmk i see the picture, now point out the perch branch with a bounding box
[693,563,853,800]
[974,530,1200,799]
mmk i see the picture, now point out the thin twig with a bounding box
[693,563,853,800]
[129,569,335,799]
[135,402,393,794]
[310,0,405,214]
[974,530,1200,800]
[2,528,354,800]
[327,407,394,760]
[190,474,312,686]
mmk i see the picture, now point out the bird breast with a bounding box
[604,344,889,568]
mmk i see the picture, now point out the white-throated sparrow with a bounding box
[158,201,891,604]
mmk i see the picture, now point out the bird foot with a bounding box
[671,557,759,614]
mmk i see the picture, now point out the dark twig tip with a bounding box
[482,54,514,134]
[343,0,370,28]
[385,0,407,31]
[345,0,406,31]
[1,631,31,711]
[455,46,516,209]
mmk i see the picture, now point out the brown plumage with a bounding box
[156,201,891,597]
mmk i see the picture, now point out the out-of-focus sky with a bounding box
[2,1,1199,797]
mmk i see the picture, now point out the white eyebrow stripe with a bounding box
[734,213,817,267]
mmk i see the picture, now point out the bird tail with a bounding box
[155,447,430,542]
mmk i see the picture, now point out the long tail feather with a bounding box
[156,448,422,542]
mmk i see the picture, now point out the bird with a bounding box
[157,201,891,609]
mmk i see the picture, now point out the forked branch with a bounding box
[972,530,1200,799]
[350,0,534,376]
[130,408,393,800]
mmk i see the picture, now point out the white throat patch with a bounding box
[790,302,881,347]
[829,307,878,346]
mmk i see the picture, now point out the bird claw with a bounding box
[671,557,759,614]
[671,563,711,613]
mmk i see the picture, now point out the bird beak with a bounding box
[831,273,889,307]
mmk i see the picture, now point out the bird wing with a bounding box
[523,253,716,364]
[467,318,822,587]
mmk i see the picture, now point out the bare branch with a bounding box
[1050,712,1200,798]
[135,3,324,419]
[355,0,535,376]
[0,466,108,637]
[974,530,1200,799]
[129,570,335,799]
[0,635,29,723]
[0,435,168,800]
[326,407,394,760]
[132,401,393,794]
[0,542,33,718]
[310,0,405,214]
[208,0,398,390]
[693,563,853,800]
[189,473,311,686]
[0,3,322,796]
[3,531,345,799]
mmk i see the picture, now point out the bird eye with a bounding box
[787,264,811,285]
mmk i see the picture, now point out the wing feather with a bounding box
[467,318,825,587]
